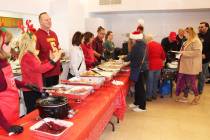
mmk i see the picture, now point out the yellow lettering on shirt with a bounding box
[46,38,56,42]
[46,37,58,52]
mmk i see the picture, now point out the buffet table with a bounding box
[0,70,130,140]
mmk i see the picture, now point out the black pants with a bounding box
[134,72,146,110]
[23,91,41,114]
[43,75,59,87]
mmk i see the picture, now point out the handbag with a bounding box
[139,47,147,70]
[68,58,83,79]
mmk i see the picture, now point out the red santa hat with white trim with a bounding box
[129,30,143,40]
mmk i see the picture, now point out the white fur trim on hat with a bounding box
[138,19,145,26]
[130,31,143,40]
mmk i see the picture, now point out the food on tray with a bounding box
[70,78,97,85]
[98,60,130,72]
[35,121,67,134]
[81,69,113,77]
[66,77,105,89]
[45,85,92,95]
[80,71,100,76]
[64,88,88,94]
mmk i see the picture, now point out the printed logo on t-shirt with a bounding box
[46,38,57,52]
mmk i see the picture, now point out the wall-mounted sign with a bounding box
[0,16,23,28]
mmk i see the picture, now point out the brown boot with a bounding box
[175,96,180,102]
[191,96,200,105]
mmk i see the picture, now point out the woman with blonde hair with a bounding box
[19,32,62,113]
[175,27,202,104]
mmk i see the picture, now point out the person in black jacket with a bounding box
[161,32,178,64]
[127,31,148,112]
[161,32,178,53]
[176,28,186,51]
[198,22,210,94]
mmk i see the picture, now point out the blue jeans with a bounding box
[146,70,161,98]
[198,63,209,94]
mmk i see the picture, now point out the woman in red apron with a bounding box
[0,29,23,134]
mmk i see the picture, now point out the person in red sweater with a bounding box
[19,33,62,113]
[0,29,23,134]
[146,35,166,101]
[35,12,62,87]
[81,32,97,70]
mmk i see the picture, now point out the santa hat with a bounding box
[130,31,143,40]
[137,18,145,26]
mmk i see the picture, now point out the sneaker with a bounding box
[191,96,200,105]
[178,97,188,103]
[128,103,138,108]
[175,96,180,102]
[146,97,152,102]
[152,96,157,100]
[132,107,146,112]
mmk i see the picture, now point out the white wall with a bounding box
[87,0,210,12]
[48,0,87,79]
[49,0,87,53]
[0,0,50,14]
[91,10,210,47]
[85,18,106,36]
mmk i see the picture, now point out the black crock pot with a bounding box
[36,96,70,119]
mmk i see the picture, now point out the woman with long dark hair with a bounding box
[68,31,86,78]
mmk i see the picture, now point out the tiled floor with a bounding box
[101,85,210,140]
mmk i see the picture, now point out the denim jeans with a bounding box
[198,63,209,94]
[146,70,161,98]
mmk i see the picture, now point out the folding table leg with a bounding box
[170,79,173,97]
[108,121,115,132]
[117,118,120,124]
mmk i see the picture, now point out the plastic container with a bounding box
[63,77,105,89]
[46,84,94,100]
[30,118,73,140]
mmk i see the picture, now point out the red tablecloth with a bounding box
[0,71,130,140]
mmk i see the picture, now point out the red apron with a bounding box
[0,65,19,124]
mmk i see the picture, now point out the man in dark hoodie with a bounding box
[198,22,210,94]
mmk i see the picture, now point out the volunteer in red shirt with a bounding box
[146,35,166,101]
[92,26,106,62]
[35,12,61,87]
[19,32,62,113]
[81,32,97,70]
[0,29,23,135]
